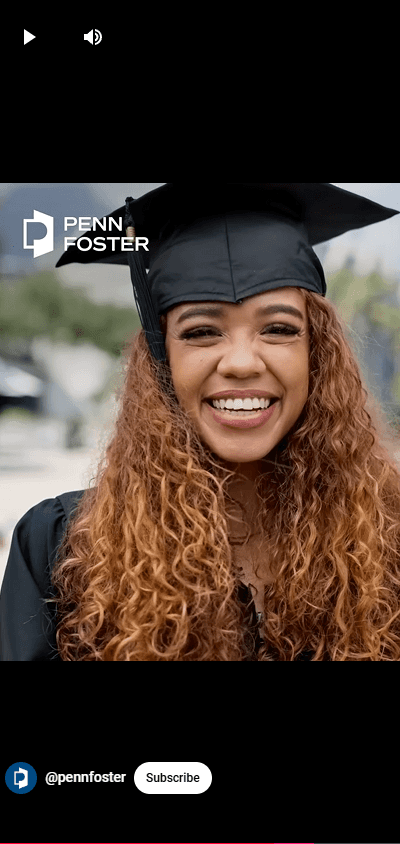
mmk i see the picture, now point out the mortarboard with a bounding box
[56,183,399,364]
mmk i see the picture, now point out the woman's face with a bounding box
[164,288,309,476]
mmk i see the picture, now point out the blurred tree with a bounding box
[326,260,400,417]
[0,271,141,358]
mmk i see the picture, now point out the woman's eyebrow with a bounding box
[176,303,305,324]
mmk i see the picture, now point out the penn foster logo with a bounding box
[22,211,149,259]
[23,210,54,258]
[5,762,37,793]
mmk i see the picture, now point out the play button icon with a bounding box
[24,30,36,45]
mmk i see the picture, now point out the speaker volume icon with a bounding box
[84,29,102,45]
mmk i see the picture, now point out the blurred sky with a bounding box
[0,183,399,306]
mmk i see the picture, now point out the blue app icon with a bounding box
[5,762,37,794]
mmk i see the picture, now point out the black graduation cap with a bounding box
[56,183,399,363]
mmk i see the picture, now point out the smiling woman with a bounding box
[164,289,309,473]
[1,183,400,661]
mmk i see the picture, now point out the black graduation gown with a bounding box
[0,490,312,661]
[0,491,83,661]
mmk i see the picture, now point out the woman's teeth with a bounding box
[208,397,275,418]
[215,407,264,417]
[211,397,272,410]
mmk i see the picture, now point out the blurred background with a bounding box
[1,183,400,586]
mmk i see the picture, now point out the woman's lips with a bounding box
[204,399,278,429]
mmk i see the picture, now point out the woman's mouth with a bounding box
[203,397,279,429]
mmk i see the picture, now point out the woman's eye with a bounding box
[181,328,219,338]
[180,324,301,340]
[265,325,301,335]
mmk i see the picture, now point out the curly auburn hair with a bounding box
[50,287,400,660]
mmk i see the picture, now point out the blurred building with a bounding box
[0,349,86,448]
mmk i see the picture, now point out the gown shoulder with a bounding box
[0,490,85,661]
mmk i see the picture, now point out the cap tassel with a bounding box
[124,197,166,363]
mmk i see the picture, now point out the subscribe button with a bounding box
[134,762,211,794]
